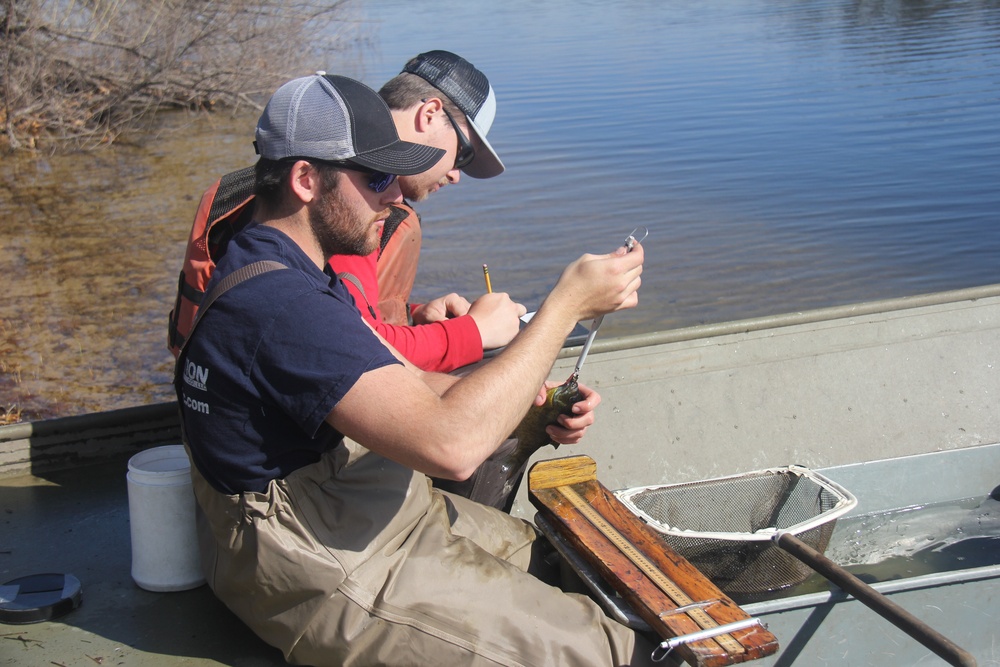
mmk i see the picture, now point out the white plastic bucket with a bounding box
[126,445,205,592]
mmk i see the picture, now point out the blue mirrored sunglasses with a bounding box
[311,160,397,193]
[364,170,397,193]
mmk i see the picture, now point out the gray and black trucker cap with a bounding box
[255,73,444,175]
[402,51,504,179]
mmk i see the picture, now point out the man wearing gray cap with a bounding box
[175,73,652,666]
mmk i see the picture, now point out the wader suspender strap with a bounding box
[336,271,376,320]
[178,260,288,359]
[174,259,286,453]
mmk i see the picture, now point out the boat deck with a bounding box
[0,455,284,666]
[4,446,1000,666]
[5,285,1000,665]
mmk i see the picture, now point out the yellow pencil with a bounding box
[483,264,493,293]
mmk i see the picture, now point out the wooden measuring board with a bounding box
[529,456,779,667]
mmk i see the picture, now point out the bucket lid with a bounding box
[128,445,191,475]
[0,573,82,624]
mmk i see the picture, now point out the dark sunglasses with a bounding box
[362,170,397,194]
[441,107,476,170]
[308,160,397,193]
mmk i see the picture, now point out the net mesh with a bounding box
[617,466,855,599]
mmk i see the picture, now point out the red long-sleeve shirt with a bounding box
[329,204,484,373]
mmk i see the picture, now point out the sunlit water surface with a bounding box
[2,0,999,419]
[742,495,1000,603]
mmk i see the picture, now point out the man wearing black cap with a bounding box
[329,50,518,373]
[176,73,652,666]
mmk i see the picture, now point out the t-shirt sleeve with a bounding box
[252,287,401,437]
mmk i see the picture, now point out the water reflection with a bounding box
[1,112,260,419]
[3,0,1000,421]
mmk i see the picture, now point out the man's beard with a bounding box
[308,181,382,259]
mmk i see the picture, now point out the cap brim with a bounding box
[462,119,505,179]
[351,140,445,176]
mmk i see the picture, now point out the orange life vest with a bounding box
[167,167,256,358]
[374,207,421,325]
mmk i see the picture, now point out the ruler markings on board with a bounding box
[557,484,744,655]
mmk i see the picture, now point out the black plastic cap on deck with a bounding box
[0,573,82,624]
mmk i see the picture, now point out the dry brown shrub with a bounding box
[1,403,21,424]
[0,0,364,151]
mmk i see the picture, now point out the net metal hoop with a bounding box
[615,465,858,542]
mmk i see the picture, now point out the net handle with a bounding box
[774,532,976,667]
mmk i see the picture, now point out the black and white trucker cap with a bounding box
[402,51,505,179]
[255,73,445,175]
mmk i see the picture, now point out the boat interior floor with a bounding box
[0,456,285,667]
[0,457,652,667]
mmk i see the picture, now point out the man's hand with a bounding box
[468,292,527,350]
[545,243,643,324]
[537,381,601,444]
[411,293,472,324]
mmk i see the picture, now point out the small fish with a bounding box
[497,376,583,497]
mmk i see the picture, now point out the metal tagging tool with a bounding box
[569,226,648,383]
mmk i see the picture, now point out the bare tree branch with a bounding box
[0,0,365,151]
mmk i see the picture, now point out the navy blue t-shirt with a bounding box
[176,224,401,494]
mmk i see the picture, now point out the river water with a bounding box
[2,0,1000,421]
